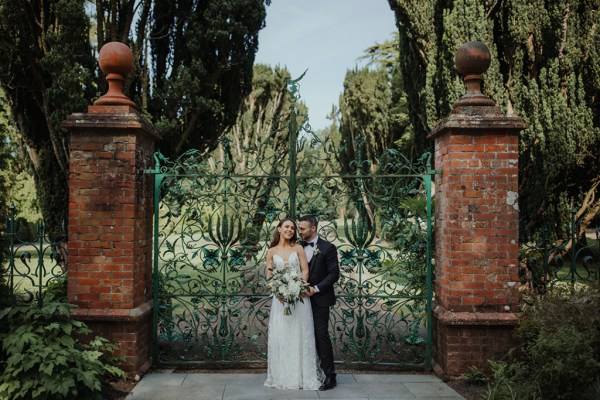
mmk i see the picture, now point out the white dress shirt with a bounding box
[304,237,318,262]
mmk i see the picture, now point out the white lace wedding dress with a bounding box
[264,251,324,390]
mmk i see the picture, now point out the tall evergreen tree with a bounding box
[338,65,408,173]
[216,64,293,174]
[339,67,390,171]
[163,64,308,246]
[359,34,413,157]
[0,0,270,234]
[0,0,94,236]
[0,88,16,309]
[388,0,600,237]
[144,0,269,154]
[213,64,296,233]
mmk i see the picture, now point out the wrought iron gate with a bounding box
[147,82,435,369]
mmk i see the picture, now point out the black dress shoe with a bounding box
[319,376,337,391]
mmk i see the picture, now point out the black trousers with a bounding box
[311,302,336,377]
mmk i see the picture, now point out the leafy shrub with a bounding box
[0,301,124,400]
[43,273,68,303]
[485,284,600,400]
[461,365,489,385]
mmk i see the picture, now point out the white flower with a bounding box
[287,280,301,294]
[266,266,309,316]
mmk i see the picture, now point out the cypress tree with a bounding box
[339,66,398,171]
[0,0,270,234]
[388,0,600,237]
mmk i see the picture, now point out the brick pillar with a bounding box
[63,42,159,374]
[428,42,527,377]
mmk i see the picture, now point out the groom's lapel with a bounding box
[309,241,321,272]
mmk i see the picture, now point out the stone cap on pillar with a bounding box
[92,41,137,113]
[428,41,527,139]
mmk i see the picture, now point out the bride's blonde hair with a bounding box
[268,218,298,248]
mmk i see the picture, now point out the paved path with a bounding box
[127,372,464,400]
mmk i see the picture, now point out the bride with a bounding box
[264,218,324,390]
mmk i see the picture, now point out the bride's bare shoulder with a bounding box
[267,247,282,257]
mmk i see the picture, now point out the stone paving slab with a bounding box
[314,382,413,399]
[224,384,320,400]
[403,382,462,398]
[127,382,225,400]
[353,374,442,384]
[133,373,187,386]
[127,373,464,400]
[184,373,267,385]
[333,374,358,384]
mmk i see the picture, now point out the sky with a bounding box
[254,0,397,131]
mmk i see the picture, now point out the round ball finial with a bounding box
[94,41,135,107]
[455,41,491,76]
[451,41,496,111]
[98,42,134,76]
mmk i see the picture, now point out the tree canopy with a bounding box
[0,0,270,233]
[1,0,598,240]
[337,34,412,174]
[388,0,600,237]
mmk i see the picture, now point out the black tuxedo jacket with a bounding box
[307,237,340,307]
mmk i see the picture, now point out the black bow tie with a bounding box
[300,240,314,247]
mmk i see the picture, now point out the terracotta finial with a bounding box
[453,41,495,108]
[94,42,136,107]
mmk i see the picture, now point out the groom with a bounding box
[298,214,340,391]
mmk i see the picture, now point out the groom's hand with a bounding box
[307,287,316,297]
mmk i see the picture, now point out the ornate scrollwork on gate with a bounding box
[520,209,600,294]
[147,79,435,368]
[5,203,67,306]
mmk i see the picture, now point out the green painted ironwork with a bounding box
[4,203,67,306]
[147,77,436,369]
[520,208,600,293]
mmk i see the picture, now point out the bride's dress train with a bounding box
[264,251,323,390]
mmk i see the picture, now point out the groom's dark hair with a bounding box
[298,214,318,228]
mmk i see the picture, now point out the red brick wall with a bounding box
[434,131,520,313]
[68,129,154,309]
[428,109,526,377]
[83,316,153,373]
[433,316,519,375]
[64,107,157,374]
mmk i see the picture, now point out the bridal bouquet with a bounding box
[267,267,309,316]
